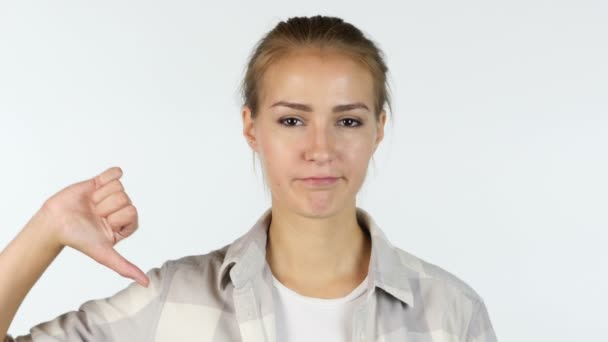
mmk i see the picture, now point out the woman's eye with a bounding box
[278,117,362,128]
[279,117,302,127]
[339,118,362,127]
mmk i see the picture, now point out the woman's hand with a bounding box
[41,166,149,287]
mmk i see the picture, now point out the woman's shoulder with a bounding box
[392,245,487,304]
[158,243,231,277]
[143,244,235,305]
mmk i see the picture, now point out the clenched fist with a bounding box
[41,166,149,287]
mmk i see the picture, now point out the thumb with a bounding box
[95,246,150,288]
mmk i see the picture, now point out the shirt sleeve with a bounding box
[464,298,498,342]
[4,260,174,342]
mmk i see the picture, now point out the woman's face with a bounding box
[242,48,386,216]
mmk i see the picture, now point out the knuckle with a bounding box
[128,218,139,232]
[109,179,123,191]
[116,192,129,205]
[123,192,131,204]
[127,205,137,216]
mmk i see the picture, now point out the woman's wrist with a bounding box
[29,204,65,253]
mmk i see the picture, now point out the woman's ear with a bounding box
[373,110,387,153]
[242,105,257,149]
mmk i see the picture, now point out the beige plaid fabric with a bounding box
[6,206,497,341]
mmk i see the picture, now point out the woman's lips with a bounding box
[300,177,340,186]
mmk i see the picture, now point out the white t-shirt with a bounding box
[271,272,369,342]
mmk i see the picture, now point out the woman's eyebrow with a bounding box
[269,101,370,112]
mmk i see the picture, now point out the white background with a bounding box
[1,1,606,341]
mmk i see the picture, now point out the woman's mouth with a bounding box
[300,177,340,186]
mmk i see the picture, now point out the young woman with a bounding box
[1,15,497,342]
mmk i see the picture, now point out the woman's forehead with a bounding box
[260,51,375,107]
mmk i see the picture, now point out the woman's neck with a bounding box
[265,204,371,298]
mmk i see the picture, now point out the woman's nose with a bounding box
[304,124,336,163]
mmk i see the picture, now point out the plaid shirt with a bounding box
[6,207,498,341]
